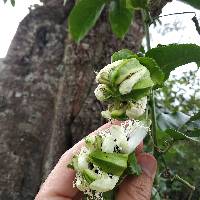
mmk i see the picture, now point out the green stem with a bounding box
[172,175,196,191]
[143,10,160,189]
[188,190,194,200]
[150,90,158,150]
[143,10,158,156]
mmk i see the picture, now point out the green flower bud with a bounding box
[119,67,147,94]
[111,58,144,85]
[82,169,98,184]
[94,57,154,120]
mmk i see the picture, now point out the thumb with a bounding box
[117,153,157,200]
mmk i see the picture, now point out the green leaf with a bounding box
[68,0,105,42]
[126,153,141,175]
[10,0,15,6]
[165,129,200,142]
[187,111,200,122]
[186,129,200,137]
[109,0,133,39]
[180,0,200,9]
[126,0,148,9]
[111,49,136,62]
[157,111,190,131]
[146,44,200,80]
[89,150,128,176]
[137,57,165,85]
[152,187,161,200]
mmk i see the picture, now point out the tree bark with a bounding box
[0,1,169,199]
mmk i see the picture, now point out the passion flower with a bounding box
[68,121,148,199]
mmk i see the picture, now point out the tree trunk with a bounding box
[0,1,170,199]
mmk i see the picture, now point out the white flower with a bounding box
[78,148,90,171]
[126,97,147,119]
[127,125,148,153]
[75,173,87,192]
[72,121,148,194]
[110,125,129,153]
[96,60,124,84]
[101,135,115,153]
[89,174,119,192]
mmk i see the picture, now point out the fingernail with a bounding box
[138,153,157,178]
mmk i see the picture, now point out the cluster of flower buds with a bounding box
[68,121,148,198]
[94,58,154,120]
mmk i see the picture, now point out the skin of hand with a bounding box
[35,121,157,200]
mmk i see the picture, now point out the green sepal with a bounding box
[89,150,128,176]
[82,169,98,184]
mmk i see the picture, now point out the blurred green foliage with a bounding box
[154,66,200,200]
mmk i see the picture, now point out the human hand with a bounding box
[35,121,157,200]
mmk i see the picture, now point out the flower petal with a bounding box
[89,175,119,192]
[128,126,147,153]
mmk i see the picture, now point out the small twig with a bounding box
[171,175,196,191]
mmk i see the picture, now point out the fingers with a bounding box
[35,120,145,200]
[135,142,143,156]
[35,121,121,200]
[117,153,157,200]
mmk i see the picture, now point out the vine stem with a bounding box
[142,10,196,197]
[172,175,196,191]
[143,10,158,156]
